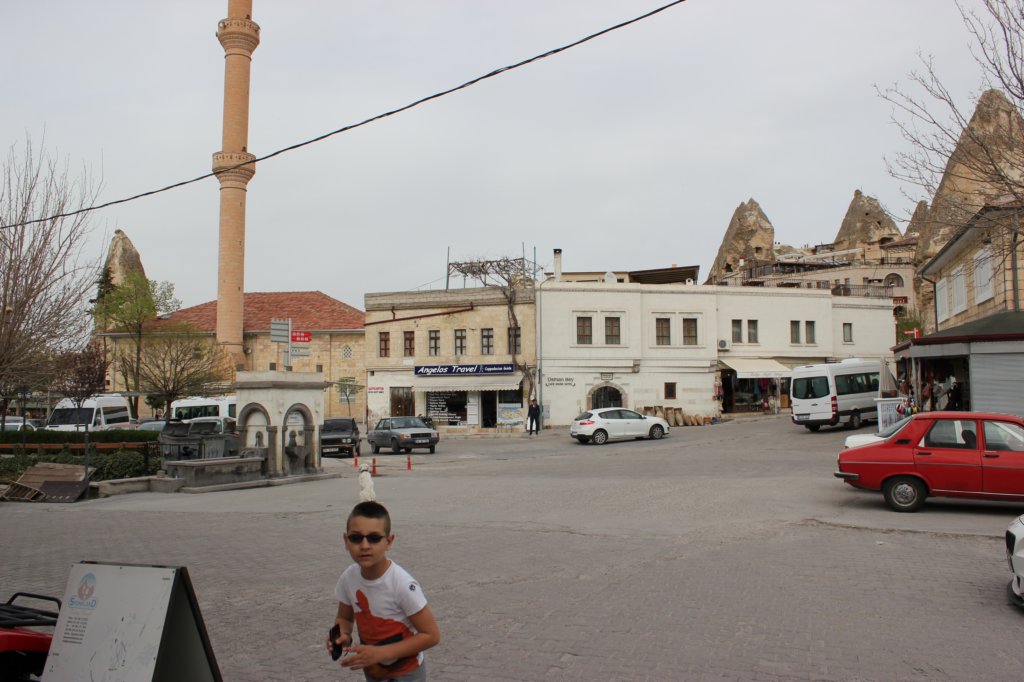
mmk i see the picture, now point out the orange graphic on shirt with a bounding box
[354,590,419,677]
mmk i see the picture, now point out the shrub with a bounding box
[0,448,160,482]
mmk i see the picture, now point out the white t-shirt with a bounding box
[334,561,428,672]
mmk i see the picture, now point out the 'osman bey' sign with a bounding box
[415,364,514,376]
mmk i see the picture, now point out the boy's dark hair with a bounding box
[348,501,391,534]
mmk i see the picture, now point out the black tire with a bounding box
[591,429,608,445]
[370,442,380,454]
[1008,581,1024,608]
[883,476,927,512]
[849,412,862,430]
[649,425,665,440]
[429,445,435,454]
[806,425,820,432]
[575,436,589,444]
[391,439,401,454]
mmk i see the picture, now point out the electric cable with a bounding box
[1,0,687,231]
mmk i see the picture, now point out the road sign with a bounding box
[290,344,311,352]
[270,318,291,344]
[290,352,311,358]
[291,331,311,343]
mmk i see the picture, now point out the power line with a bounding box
[1,0,688,231]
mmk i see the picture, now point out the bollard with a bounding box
[353,455,359,468]
[406,454,411,471]
[372,458,377,476]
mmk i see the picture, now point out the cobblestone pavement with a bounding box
[3,417,1024,681]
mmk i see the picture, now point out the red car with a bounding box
[834,411,1024,512]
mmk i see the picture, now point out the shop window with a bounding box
[683,318,698,345]
[746,319,758,344]
[577,317,592,344]
[805,321,815,344]
[843,323,854,343]
[481,328,494,355]
[404,331,415,357]
[790,320,801,344]
[664,382,677,399]
[428,330,440,356]
[605,317,621,345]
[731,319,742,343]
[454,329,466,355]
[656,318,671,345]
[508,327,521,354]
[426,390,466,425]
[379,332,390,358]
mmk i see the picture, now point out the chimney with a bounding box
[553,248,562,281]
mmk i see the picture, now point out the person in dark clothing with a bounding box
[527,400,541,436]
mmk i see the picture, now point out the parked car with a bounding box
[791,358,886,431]
[834,411,1024,512]
[843,416,913,449]
[1,417,34,431]
[1006,514,1024,607]
[367,417,439,454]
[320,418,360,458]
[570,407,669,444]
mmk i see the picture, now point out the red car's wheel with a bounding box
[883,476,927,512]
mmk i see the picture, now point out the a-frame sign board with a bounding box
[42,562,221,682]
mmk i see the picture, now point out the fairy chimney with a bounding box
[832,190,900,260]
[903,200,928,239]
[705,199,776,284]
[104,229,147,285]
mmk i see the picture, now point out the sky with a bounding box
[1,1,988,311]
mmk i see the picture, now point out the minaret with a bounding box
[213,0,259,360]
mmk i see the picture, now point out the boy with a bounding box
[328,501,440,681]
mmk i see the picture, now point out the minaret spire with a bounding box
[213,0,259,360]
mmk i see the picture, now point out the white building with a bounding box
[536,256,896,426]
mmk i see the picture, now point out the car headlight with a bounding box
[399,433,410,440]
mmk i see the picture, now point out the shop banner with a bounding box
[415,364,514,376]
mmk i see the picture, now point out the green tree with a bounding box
[335,377,364,417]
[895,309,927,342]
[92,272,181,415]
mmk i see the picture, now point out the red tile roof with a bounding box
[152,291,364,333]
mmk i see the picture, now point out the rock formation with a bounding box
[832,190,900,255]
[903,200,928,238]
[705,199,776,284]
[104,229,147,286]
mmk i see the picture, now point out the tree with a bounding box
[0,137,99,423]
[334,377,364,417]
[92,271,182,415]
[123,323,232,423]
[51,344,108,479]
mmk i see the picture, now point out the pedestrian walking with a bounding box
[527,399,541,436]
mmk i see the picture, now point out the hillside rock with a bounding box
[104,229,147,286]
[903,200,928,238]
[833,190,900,254]
[705,199,775,284]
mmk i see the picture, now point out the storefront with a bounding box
[412,364,525,431]
[718,358,792,414]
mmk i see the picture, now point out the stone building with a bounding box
[363,286,536,433]
[101,291,366,420]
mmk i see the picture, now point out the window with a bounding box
[805,321,815,344]
[454,329,466,355]
[404,331,415,357]
[664,382,677,399]
[731,319,742,343]
[378,332,390,358]
[683,318,698,345]
[951,266,966,314]
[936,278,949,322]
[835,372,878,396]
[843,323,853,343]
[577,317,593,344]
[605,317,621,345]
[508,326,521,354]
[655,318,671,345]
[481,328,494,355]
[793,376,829,400]
[975,248,994,303]
[790,320,801,344]
[747,320,758,344]
[428,330,440,356]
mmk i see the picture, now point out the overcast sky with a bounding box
[2,1,987,310]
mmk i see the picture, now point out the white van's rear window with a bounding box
[793,377,829,400]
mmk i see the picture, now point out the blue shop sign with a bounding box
[415,364,514,376]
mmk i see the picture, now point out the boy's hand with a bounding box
[325,624,352,660]
[339,644,388,673]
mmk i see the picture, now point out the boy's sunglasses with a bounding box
[346,532,386,545]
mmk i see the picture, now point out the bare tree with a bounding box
[51,344,109,478]
[0,137,100,422]
[448,257,537,403]
[123,323,232,424]
[92,271,182,415]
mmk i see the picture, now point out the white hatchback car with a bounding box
[1007,514,1024,607]
[842,416,914,449]
[570,407,669,445]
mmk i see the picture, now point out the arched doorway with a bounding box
[592,385,622,409]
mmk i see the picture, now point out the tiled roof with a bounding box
[151,291,364,333]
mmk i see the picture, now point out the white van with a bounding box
[790,359,887,432]
[46,394,134,431]
[170,395,236,421]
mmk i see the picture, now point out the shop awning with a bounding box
[720,358,792,379]
[412,372,524,392]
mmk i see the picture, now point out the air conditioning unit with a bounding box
[718,339,729,350]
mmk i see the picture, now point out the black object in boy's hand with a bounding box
[329,624,345,660]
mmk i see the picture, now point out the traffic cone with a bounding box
[407,454,412,471]
[353,455,358,468]
[372,458,377,476]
